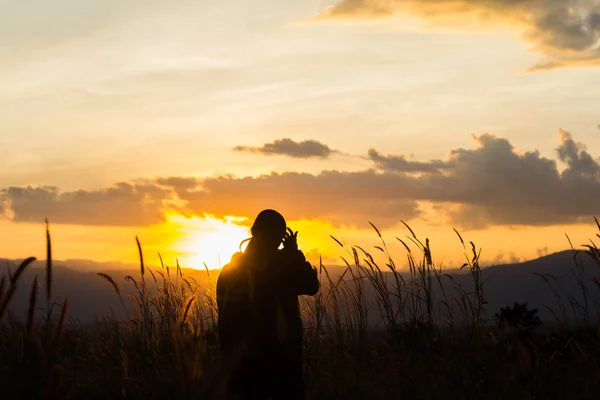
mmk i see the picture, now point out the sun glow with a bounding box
[170,214,251,270]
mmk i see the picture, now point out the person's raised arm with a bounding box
[278,229,320,296]
[293,259,320,296]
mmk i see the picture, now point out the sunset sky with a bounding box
[2,0,600,269]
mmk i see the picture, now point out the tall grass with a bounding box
[302,221,487,353]
[1,219,599,398]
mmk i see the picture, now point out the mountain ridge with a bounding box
[2,249,598,324]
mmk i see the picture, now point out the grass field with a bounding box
[1,221,600,399]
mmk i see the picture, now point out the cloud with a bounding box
[157,130,600,229]
[556,128,600,179]
[0,182,173,226]
[368,148,448,173]
[315,0,600,70]
[155,176,200,191]
[163,170,421,228]
[487,252,522,266]
[422,130,600,228]
[233,138,335,159]
[2,130,599,229]
[537,246,550,257]
[304,248,344,265]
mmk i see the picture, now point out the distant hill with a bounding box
[0,258,214,323]
[451,250,599,322]
[1,250,599,325]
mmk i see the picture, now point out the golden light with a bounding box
[170,214,250,270]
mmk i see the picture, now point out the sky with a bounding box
[1,0,600,270]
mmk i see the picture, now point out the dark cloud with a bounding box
[233,138,335,159]
[556,129,600,180]
[420,131,600,228]
[368,148,448,173]
[315,0,600,70]
[2,130,599,229]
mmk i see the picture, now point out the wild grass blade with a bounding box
[26,275,39,336]
[0,257,36,323]
[0,275,5,305]
[44,220,53,306]
[331,235,344,247]
[53,297,69,343]
[97,273,121,297]
[136,236,145,279]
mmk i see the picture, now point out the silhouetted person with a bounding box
[216,209,320,400]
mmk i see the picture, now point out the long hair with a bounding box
[239,209,286,252]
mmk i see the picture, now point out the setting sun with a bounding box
[171,214,251,269]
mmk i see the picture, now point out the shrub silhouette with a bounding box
[495,302,542,334]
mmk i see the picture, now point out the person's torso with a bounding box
[219,251,305,360]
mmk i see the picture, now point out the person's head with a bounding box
[249,209,287,251]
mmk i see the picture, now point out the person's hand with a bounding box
[282,227,298,251]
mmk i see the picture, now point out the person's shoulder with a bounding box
[218,252,245,278]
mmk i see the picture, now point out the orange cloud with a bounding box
[315,0,600,71]
[3,130,599,230]
[0,183,173,226]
